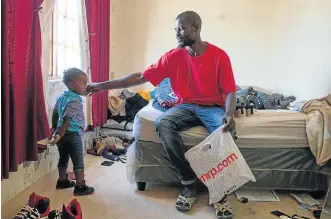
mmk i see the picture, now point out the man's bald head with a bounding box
[175,11,202,32]
[174,11,202,48]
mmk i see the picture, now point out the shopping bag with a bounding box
[184,127,256,204]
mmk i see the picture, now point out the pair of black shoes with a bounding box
[56,179,95,196]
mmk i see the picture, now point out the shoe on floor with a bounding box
[14,192,50,219]
[213,196,233,219]
[48,199,82,219]
[56,179,76,190]
[73,181,95,196]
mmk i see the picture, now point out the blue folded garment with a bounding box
[152,78,178,112]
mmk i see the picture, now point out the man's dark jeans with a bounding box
[155,103,225,185]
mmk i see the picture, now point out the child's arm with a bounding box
[49,116,71,145]
[57,116,71,137]
[49,100,79,145]
[50,107,59,138]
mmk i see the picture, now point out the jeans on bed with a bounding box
[155,103,225,185]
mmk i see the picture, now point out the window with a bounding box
[50,0,82,78]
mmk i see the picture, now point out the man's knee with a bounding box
[155,117,176,132]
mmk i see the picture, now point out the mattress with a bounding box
[127,140,331,191]
[133,101,309,148]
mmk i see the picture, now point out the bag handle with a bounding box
[200,143,212,152]
[200,126,226,153]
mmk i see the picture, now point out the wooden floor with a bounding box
[2,155,321,219]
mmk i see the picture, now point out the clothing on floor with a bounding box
[103,153,127,163]
[104,136,125,149]
[89,136,128,156]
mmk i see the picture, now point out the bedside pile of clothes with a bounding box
[87,136,129,163]
[99,89,149,144]
[89,89,151,163]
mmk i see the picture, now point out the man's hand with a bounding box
[49,134,62,145]
[86,82,104,96]
[222,115,235,133]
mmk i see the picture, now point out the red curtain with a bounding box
[2,0,50,180]
[85,0,110,127]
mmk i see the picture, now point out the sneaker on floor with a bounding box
[213,196,233,219]
[56,179,76,190]
[48,199,82,219]
[14,192,50,219]
[73,181,95,196]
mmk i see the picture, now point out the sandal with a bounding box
[175,194,196,211]
[214,196,233,219]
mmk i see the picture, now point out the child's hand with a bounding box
[49,134,62,145]
[49,128,56,140]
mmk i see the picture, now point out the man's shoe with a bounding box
[213,196,233,219]
[14,192,50,218]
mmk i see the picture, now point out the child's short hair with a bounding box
[62,67,86,87]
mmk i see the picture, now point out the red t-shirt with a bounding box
[142,42,236,107]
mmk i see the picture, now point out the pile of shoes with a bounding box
[13,192,82,219]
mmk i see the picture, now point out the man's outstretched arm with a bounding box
[87,72,148,95]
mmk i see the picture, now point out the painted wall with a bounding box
[109,0,331,100]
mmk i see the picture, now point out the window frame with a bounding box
[49,0,80,79]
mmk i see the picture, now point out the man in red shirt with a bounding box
[88,11,237,219]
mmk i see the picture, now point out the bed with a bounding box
[126,101,331,196]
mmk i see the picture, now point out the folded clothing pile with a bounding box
[101,89,149,142]
[152,78,179,112]
[236,86,296,111]
[100,119,134,140]
[100,127,133,141]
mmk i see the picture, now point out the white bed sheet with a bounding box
[133,101,309,148]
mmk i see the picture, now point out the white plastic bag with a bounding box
[185,127,256,204]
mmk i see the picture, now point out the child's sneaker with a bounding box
[48,199,82,219]
[73,181,94,196]
[56,178,76,190]
[14,192,50,218]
